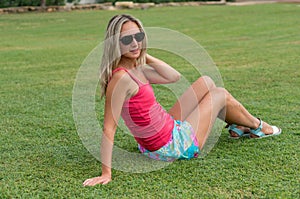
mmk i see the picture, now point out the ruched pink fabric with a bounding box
[112,67,174,151]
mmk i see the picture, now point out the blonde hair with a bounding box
[99,14,147,98]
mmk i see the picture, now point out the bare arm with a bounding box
[83,71,135,186]
[143,54,181,84]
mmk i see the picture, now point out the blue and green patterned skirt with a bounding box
[138,120,200,162]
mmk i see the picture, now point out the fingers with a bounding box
[83,176,111,186]
[83,178,95,186]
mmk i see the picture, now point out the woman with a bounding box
[83,14,281,186]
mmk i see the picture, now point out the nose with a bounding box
[130,37,138,46]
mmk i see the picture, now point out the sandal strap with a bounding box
[250,118,265,137]
[227,124,244,137]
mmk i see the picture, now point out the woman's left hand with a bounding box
[83,175,112,186]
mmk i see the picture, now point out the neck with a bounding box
[119,56,137,69]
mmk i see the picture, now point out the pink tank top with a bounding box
[112,67,174,151]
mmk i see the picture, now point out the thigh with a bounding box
[168,76,216,121]
[185,88,226,149]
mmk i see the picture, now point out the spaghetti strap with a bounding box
[112,67,128,74]
[112,67,144,86]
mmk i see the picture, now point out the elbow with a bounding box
[175,73,181,82]
[171,73,181,83]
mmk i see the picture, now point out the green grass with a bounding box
[1,3,300,198]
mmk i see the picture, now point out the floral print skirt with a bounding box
[138,120,200,162]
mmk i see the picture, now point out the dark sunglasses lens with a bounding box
[120,35,133,45]
[120,32,145,45]
[134,32,145,42]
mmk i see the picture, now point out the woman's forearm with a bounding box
[100,129,114,171]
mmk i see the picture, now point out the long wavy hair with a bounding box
[99,14,147,98]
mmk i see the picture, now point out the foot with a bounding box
[228,125,250,138]
[250,119,281,138]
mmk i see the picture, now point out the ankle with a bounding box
[251,118,261,130]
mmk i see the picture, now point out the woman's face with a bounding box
[119,21,144,60]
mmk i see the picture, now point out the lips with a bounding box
[130,49,140,53]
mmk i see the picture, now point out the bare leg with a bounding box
[186,87,276,148]
[171,79,275,148]
[220,90,260,128]
[219,89,275,138]
[184,88,223,149]
[168,76,258,128]
[169,76,216,121]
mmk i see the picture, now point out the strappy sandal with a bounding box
[226,124,250,139]
[249,118,282,139]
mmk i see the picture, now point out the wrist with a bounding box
[102,165,112,176]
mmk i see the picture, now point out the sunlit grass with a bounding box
[1,3,299,198]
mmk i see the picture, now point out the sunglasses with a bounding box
[119,32,145,45]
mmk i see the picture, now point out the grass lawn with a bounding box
[1,3,300,198]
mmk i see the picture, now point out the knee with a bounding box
[211,87,231,101]
[219,87,231,99]
[198,76,216,90]
[214,87,235,107]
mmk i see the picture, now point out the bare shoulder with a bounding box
[106,70,136,97]
[109,70,132,86]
